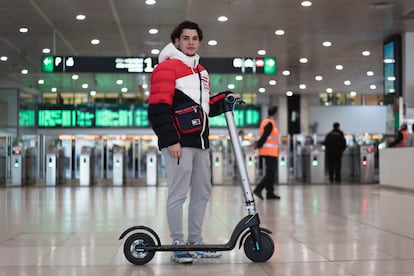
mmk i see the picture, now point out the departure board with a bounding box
[75,106,95,127]
[19,110,36,127]
[134,108,149,127]
[95,107,133,127]
[38,108,73,127]
[35,104,260,128]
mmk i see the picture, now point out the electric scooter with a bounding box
[119,95,275,265]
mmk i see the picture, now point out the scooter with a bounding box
[119,95,275,265]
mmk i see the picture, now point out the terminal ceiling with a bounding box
[0,0,414,98]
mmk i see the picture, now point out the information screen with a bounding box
[35,104,260,128]
[41,56,276,75]
[19,110,36,127]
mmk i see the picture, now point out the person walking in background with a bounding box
[389,123,409,147]
[253,106,281,200]
[148,20,230,264]
[324,122,346,183]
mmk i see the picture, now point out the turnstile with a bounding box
[79,146,95,186]
[302,145,326,183]
[25,147,37,185]
[278,135,290,183]
[0,146,6,184]
[146,146,157,186]
[11,147,24,186]
[46,147,65,186]
[211,149,223,185]
[113,145,126,186]
[354,145,375,183]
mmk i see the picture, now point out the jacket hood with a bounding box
[158,42,200,68]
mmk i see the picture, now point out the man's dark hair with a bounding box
[333,122,340,130]
[170,21,204,42]
[268,106,278,116]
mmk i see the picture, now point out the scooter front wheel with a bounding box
[123,232,156,265]
[243,232,274,262]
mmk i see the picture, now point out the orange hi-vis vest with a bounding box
[397,130,409,147]
[259,117,279,157]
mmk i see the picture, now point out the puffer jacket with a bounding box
[148,43,228,150]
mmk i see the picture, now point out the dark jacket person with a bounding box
[324,122,346,183]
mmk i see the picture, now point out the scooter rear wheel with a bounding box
[123,232,156,265]
[243,232,274,262]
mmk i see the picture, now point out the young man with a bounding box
[148,21,229,264]
[324,122,346,183]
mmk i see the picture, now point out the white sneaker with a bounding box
[171,240,193,264]
[189,242,222,258]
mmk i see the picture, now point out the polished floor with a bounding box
[1,180,414,276]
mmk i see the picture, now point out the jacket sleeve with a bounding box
[256,122,272,148]
[148,62,180,149]
[208,91,233,117]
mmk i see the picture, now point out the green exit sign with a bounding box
[41,56,54,72]
[264,58,277,74]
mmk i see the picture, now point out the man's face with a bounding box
[175,28,200,56]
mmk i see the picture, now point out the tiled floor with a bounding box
[1,181,414,276]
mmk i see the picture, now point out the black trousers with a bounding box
[327,152,342,182]
[256,156,277,195]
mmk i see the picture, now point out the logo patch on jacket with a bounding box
[192,118,201,126]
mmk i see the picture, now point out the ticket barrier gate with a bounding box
[0,146,6,184]
[79,146,95,186]
[46,147,65,186]
[11,147,24,186]
[353,145,375,183]
[113,146,126,186]
[146,146,157,186]
[244,146,256,184]
[302,145,325,183]
[211,149,223,185]
[25,147,37,185]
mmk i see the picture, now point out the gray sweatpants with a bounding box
[162,147,212,243]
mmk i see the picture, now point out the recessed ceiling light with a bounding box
[208,40,218,46]
[19,27,29,33]
[344,80,351,85]
[38,79,44,84]
[274,29,285,36]
[282,70,291,76]
[286,91,293,96]
[90,90,97,96]
[72,74,79,80]
[350,91,357,97]
[151,49,160,55]
[370,84,377,89]
[91,39,100,45]
[315,75,323,81]
[259,88,266,93]
[42,48,51,54]
[299,57,308,63]
[299,84,307,89]
[228,84,235,89]
[148,28,158,34]
[367,71,374,76]
[335,64,343,70]
[0,56,7,62]
[145,0,156,5]
[235,75,243,81]
[51,87,57,93]
[322,41,332,47]
[82,83,89,89]
[21,69,28,74]
[269,80,277,85]
[116,79,123,85]
[121,87,128,93]
[76,14,86,21]
[301,1,312,7]
[218,16,228,22]
[257,49,266,55]
[326,88,333,93]
[362,50,371,56]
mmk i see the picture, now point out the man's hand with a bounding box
[168,143,182,159]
